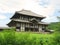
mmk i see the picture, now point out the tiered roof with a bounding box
[11,9,46,19]
[7,9,48,27]
[17,9,45,18]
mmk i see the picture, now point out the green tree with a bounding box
[57,16,60,22]
[57,16,60,31]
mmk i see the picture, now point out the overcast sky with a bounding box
[0,0,60,27]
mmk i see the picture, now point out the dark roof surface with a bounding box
[16,9,46,18]
[8,19,49,25]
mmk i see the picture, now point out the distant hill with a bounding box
[48,22,60,31]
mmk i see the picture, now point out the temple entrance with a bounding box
[25,27,39,32]
[26,18,39,32]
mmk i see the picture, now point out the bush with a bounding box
[0,31,60,45]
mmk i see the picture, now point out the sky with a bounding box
[0,0,60,27]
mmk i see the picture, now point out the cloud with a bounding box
[0,0,56,17]
[0,0,59,17]
[0,15,7,19]
[21,0,55,17]
[0,0,60,27]
[42,16,58,22]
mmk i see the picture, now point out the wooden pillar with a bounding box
[39,25,42,32]
[16,23,20,31]
[20,23,25,32]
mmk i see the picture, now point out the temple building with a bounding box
[7,9,48,32]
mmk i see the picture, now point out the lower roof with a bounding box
[13,19,48,25]
[7,19,48,27]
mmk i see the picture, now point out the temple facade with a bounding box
[7,9,48,32]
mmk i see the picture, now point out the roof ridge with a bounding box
[17,9,31,12]
[16,9,46,18]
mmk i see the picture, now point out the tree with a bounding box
[57,16,60,22]
[57,16,60,31]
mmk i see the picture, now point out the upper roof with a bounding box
[16,9,46,18]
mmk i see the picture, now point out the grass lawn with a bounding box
[0,31,57,45]
[0,29,59,45]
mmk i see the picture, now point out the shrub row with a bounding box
[0,31,60,45]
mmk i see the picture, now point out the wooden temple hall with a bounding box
[7,9,48,32]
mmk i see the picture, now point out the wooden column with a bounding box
[39,25,42,32]
[20,23,25,32]
[16,23,20,31]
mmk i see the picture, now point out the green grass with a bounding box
[0,30,59,45]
